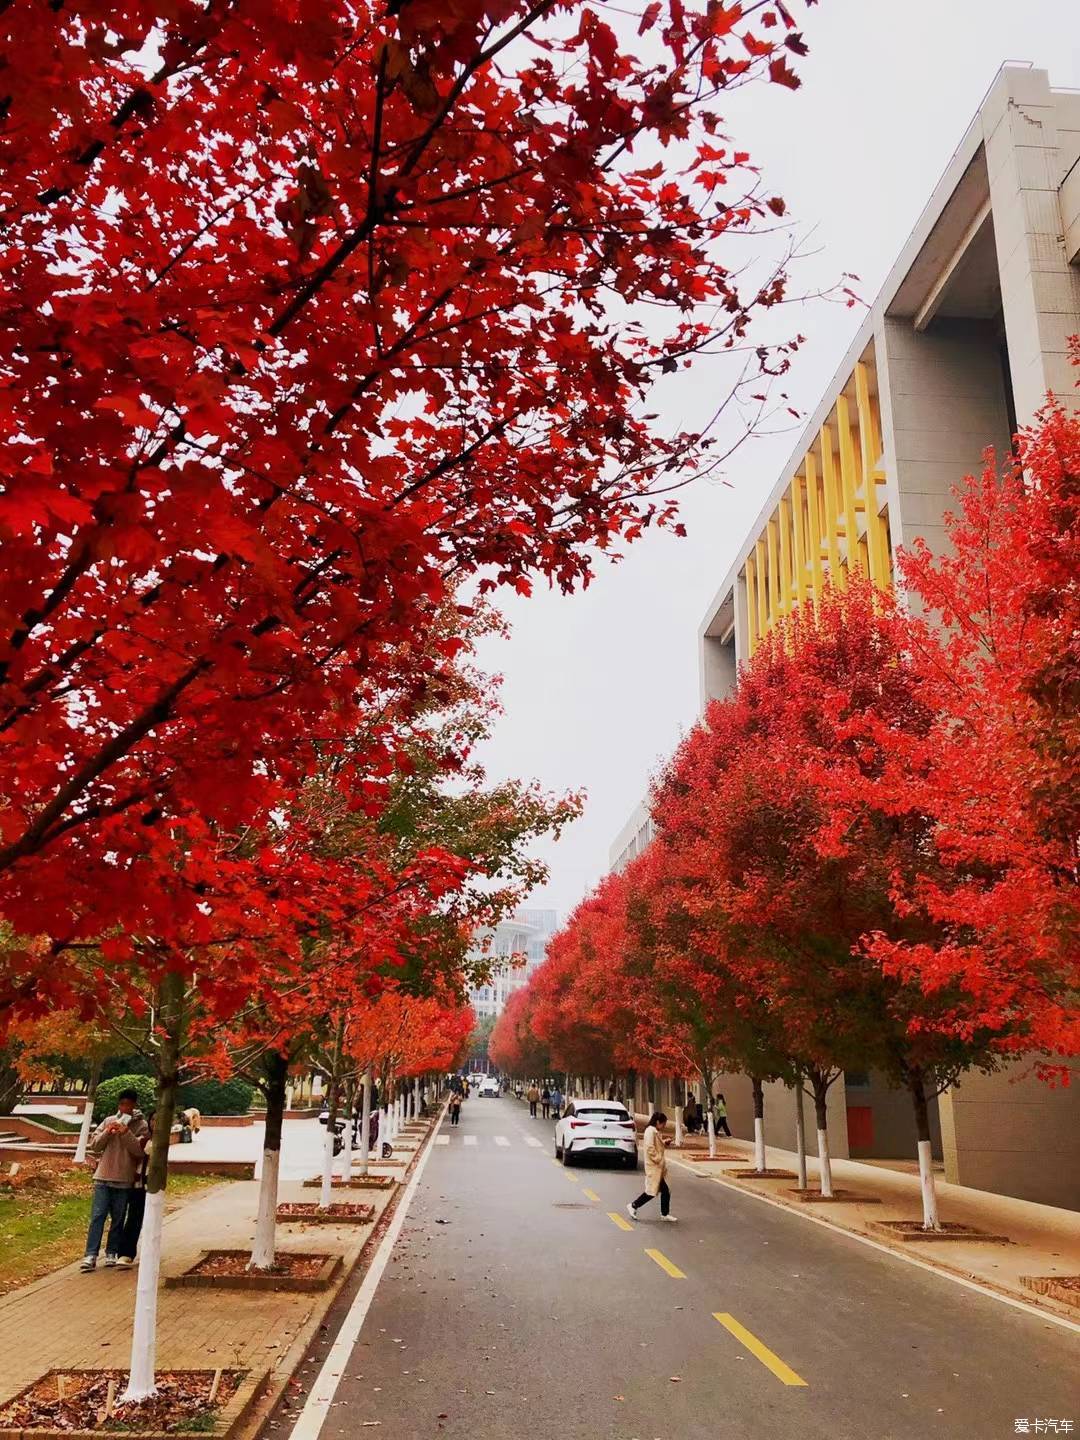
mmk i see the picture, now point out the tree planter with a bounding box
[195,1115,256,1128]
[0,1368,267,1438]
[1019,1275,1080,1310]
[785,1188,882,1203]
[165,1250,342,1292]
[302,1175,395,1190]
[276,1202,374,1224]
[165,1160,255,1179]
[730,1168,798,1179]
[867,1220,1010,1244]
[681,1154,744,1163]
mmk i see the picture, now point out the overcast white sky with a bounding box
[473,0,1080,923]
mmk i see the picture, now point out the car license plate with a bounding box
[596,1138,616,1146]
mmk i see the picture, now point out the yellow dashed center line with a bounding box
[713,1313,808,1387]
[645,1248,686,1279]
[582,1188,600,1202]
[607,1211,634,1232]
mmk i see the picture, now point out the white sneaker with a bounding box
[662,1214,678,1223]
[103,1254,117,1267]
[116,1256,134,1268]
[80,1256,96,1272]
[626,1202,638,1221]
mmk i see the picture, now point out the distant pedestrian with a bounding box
[180,1105,201,1136]
[627,1111,676,1224]
[713,1093,731,1137]
[81,1088,150,1271]
[682,1097,700,1135]
[527,1083,540,1118]
[449,1093,462,1126]
[550,1087,564,1118]
[541,1086,551,1119]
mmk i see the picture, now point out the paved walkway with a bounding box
[0,1119,406,1408]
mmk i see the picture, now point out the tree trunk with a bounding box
[812,1075,833,1198]
[121,971,184,1405]
[0,1048,20,1115]
[318,1023,343,1210]
[74,1058,102,1165]
[338,1079,355,1181]
[250,1050,288,1271]
[751,1076,766,1172]
[793,1081,808,1192]
[910,1069,940,1230]
[357,1069,372,1178]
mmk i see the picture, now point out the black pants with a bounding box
[541,1103,550,1118]
[450,1108,460,1125]
[716,1117,731,1136]
[116,1187,146,1261]
[529,1101,538,1116]
[631,1179,670,1216]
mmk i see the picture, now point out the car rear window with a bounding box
[576,1106,629,1120]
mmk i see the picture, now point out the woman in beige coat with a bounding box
[626,1111,677,1223]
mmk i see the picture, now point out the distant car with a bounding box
[479,1077,500,1097]
[554,1101,637,1168]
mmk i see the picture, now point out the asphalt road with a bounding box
[310,1095,1079,1440]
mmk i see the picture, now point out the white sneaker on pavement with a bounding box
[116,1256,134,1268]
[662,1214,678,1223]
[103,1254,117,1267]
[626,1202,638,1221]
[80,1256,96,1272]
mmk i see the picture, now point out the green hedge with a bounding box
[177,1078,255,1116]
[92,1074,156,1122]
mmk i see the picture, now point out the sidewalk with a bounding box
[0,1116,435,1432]
[666,1132,1080,1322]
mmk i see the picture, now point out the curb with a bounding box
[668,1153,1080,1329]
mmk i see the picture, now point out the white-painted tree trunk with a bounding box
[121,1189,164,1402]
[674,1109,683,1148]
[816,1128,833,1198]
[754,1116,766,1172]
[357,1071,372,1178]
[74,1100,95,1165]
[338,1103,353,1181]
[793,1087,808,1191]
[706,1109,717,1158]
[318,1123,335,1209]
[918,1139,940,1230]
[377,1105,387,1156]
[249,1149,280,1270]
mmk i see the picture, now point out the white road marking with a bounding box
[494,1135,510,1147]
[435,1135,449,1145]
[464,1134,478,1147]
[667,1156,1080,1337]
[525,1137,543,1148]
[286,1105,446,1440]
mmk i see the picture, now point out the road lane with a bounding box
[308,1096,1079,1440]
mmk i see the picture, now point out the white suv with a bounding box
[554,1101,637,1168]
[479,1077,500,1097]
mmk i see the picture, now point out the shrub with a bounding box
[92,1074,156,1122]
[177,1078,254,1116]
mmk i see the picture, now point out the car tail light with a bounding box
[569,1120,588,1128]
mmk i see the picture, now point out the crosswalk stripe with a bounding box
[435,1135,449,1145]
[525,1137,543,1148]
[464,1135,478,1147]
[494,1136,510,1147]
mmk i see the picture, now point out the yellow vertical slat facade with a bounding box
[741,351,893,648]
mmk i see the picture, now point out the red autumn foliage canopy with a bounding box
[0,0,815,1007]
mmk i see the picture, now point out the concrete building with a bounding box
[467,909,559,1019]
[616,66,1080,1209]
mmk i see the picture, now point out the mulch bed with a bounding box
[0,1369,241,1434]
[730,1168,798,1180]
[276,1202,374,1225]
[868,1219,1010,1244]
[165,1250,342,1292]
[680,1154,744,1163]
[786,1188,882,1203]
[302,1175,394,1189]
[1019,1275,1080,1309]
